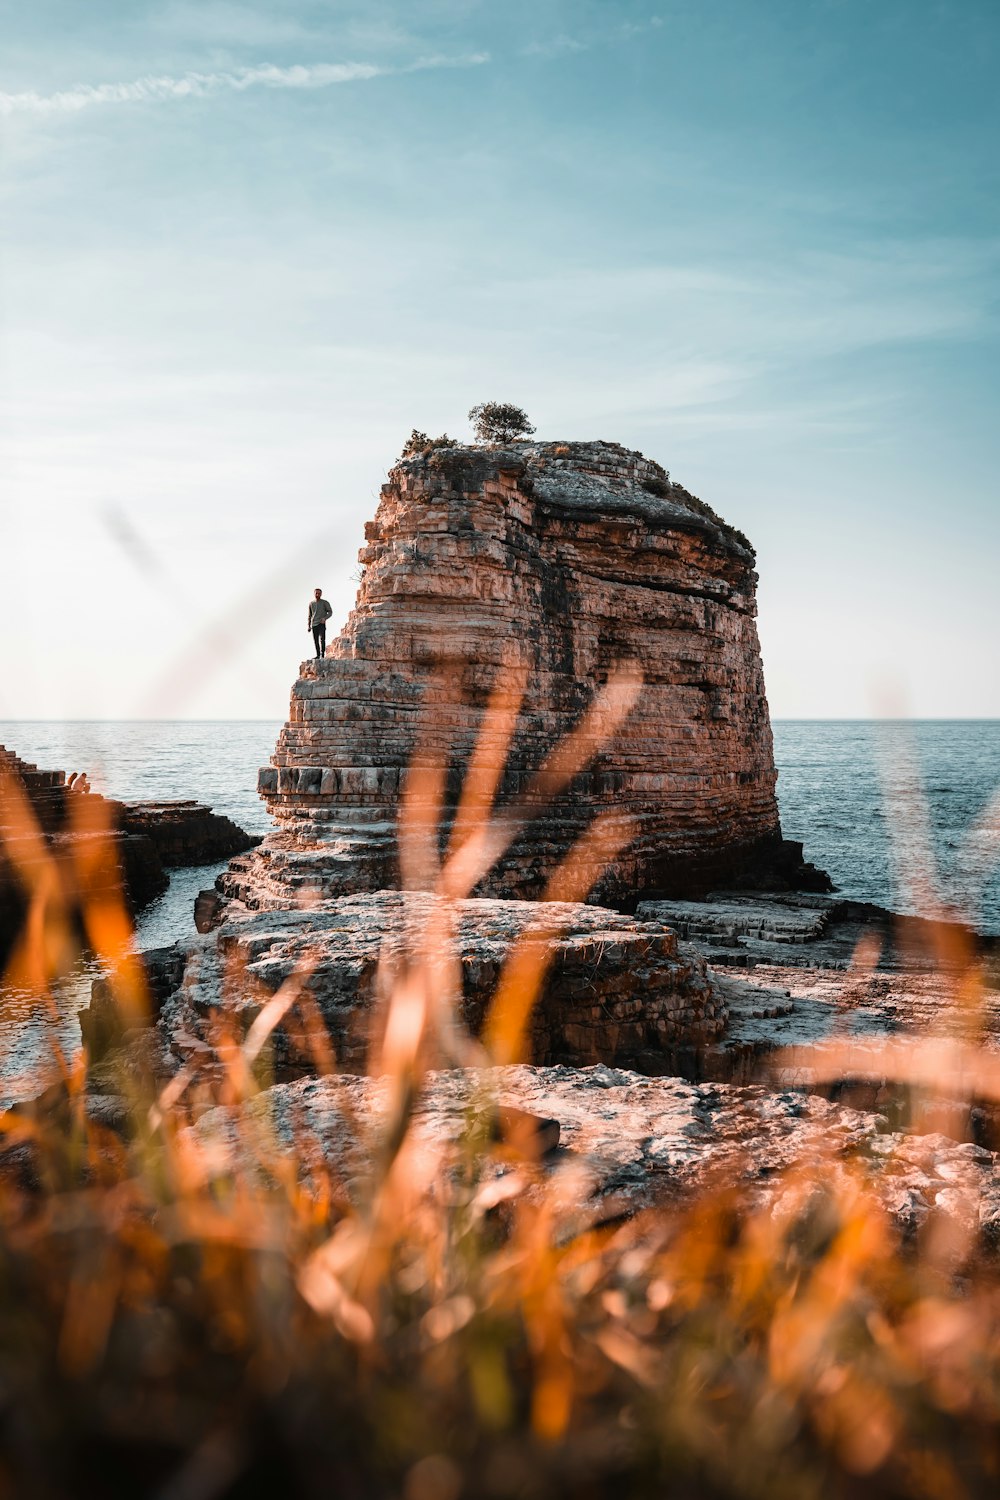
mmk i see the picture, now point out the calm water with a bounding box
[3,718,999,938]
[1,718,998,1105]
[0,721,280,836]
[772,721,1000,936]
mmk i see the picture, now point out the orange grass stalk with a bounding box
[0,764,78,1008]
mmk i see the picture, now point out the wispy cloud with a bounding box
[0,52,489,118]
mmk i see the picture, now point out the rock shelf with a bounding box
[162,894,725,1074]
[193,1063,1000,1244]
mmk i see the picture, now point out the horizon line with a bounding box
[2,717,1000,726]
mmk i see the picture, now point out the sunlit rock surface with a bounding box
[164,894,725,1073]
[194,1063,1000,1242]
[223,440,825,910]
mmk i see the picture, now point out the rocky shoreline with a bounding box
[0,743,260,965]
[194,1064,1000,1244]
[64,884,1000,1245]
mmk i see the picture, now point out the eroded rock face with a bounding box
[224,441,822,910]
[163,895,725,1074]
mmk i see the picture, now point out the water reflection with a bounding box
[0,961,98,1110]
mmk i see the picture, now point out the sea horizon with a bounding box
[3,716,1000,725]
[3,718,998,939]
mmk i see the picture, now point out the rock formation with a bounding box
[0,745,260,965]
[121,799,261,869]
[162,894,725,1077]
[224,440,826,913]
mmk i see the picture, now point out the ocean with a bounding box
[772,720,1000,936]
[1,718,998,1105]
[2,718,999,940]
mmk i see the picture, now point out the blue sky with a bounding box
[1,0,997,719]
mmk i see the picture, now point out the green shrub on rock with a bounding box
[468,402,536,446]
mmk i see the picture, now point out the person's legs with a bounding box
[312,626,323,658]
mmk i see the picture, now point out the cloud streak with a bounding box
[0,53,489,117]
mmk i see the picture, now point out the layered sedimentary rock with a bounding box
[225,440,824,911]
[161,895,725,1076]
[120,800,260,869]
[0,745,259,964]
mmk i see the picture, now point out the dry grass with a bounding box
[1,692,1000,1499]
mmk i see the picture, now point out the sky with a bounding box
[1,0,998,721]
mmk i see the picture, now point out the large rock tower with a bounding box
[225,441,817,909]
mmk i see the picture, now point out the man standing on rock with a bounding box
[308,587,333,659]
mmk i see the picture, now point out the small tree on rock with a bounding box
[468,402,535,446]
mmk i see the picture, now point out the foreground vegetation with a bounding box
[2,682,1000,1498]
